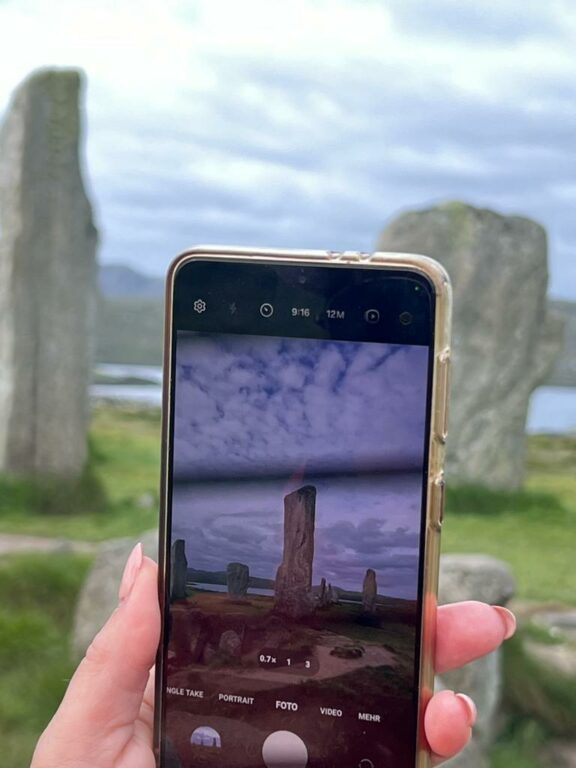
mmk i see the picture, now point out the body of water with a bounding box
[190,582,361,605]
[527,387,576,434]
[91,365,576,435]
[190,583,274,597]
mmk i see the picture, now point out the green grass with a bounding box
[487,623,576,767]
[0,406,161,540]
[442,435,576,605]
[0,553,92,768]
[501,632,576,737]
[491,719,548,768]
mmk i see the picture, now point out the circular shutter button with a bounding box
[262,731,308,767]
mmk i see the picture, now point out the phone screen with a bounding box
[158,258,436,768]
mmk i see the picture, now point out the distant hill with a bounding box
[96,296,164,365]
[98,264,164,299]
[96,264,164,364]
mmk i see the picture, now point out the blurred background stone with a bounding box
[377,201,564,490]
[440,554,516,606]
[0,68,97,479]
[72,529,158,660]
[444,733,489,768]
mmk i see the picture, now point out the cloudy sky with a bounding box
[172,333,428,598]
[1,1,575,299]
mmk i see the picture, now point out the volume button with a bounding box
[437,351,451,443]
[433,473,446,527]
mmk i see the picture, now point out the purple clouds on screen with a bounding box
[174,333,428,476]
[172,333,429,599]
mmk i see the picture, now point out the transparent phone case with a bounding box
[157,246,453,768]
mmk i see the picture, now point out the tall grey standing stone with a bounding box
[362,568,378,612]
[0,69,98,478]
[170,539,188,601]
[275,485,316,618]
[227,561,249,598]
[377,201,563,489]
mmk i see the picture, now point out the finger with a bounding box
[39,546,160,750]
[425,689,477,763]
[131,670,157,754]
[137,668,157,733]
[436,601,516,674]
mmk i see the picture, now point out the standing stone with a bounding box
[170,539,188,601]
[327,583,337,605]
[0,69,98,478]
[377,202,563,489]
[317,577,329,608]
[547,300,576,387]
[362,568,378,612]
[275,485,316,618]
[227,562,249,598]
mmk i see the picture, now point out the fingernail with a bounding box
[455,693,477,726]
[492,605,517,640]
[119,543,143,602]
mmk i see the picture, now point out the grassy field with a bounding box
[442,434,576,605]
[0,406,574,767]
[0,406,161,540]
[442,435,576,605]
[0,553,92,767]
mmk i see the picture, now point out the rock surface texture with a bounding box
[439,554,516,606]
[170,539,188,601]
[0,68,97,478]
[275,485,316,618]
[377,202,563,489]
[362,568,378,612]
[547,300,576,387]
[227,562,249,598]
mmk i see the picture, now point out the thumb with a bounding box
[33,544,160,765]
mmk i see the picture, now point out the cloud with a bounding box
[387,0,570,44]
[0,0,575,296]
[173,335,428,478]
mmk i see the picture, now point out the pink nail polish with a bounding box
[119,543,143,602]
[455,693,477,726]
[492,605,517,640]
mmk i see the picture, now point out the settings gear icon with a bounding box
[193,298,207,314]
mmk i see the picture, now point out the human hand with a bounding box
[31,543,516,768]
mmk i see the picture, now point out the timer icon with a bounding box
[193,299,207,314]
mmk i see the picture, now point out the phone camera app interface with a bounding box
[162,263,432,768]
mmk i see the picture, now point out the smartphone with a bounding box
[155,247,451,768]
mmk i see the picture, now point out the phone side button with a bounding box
[437,351,451,442]
[432,474,446,528]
